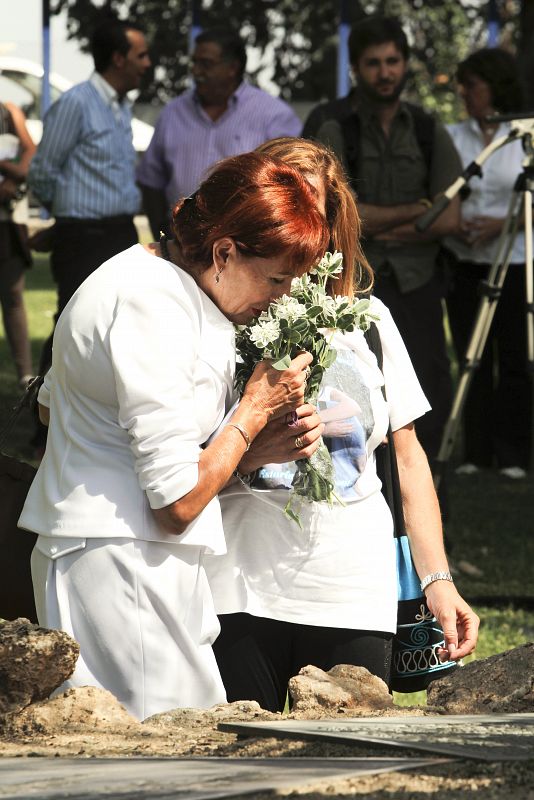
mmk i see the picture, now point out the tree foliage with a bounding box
[52,0,522,119]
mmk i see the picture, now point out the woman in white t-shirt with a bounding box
[206,139,479,712]
[444,49,531,478]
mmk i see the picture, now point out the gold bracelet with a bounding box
[226,422,251,451]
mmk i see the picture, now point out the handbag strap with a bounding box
[0,376,43,450]
[364,323,407,540]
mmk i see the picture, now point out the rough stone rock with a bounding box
[289,663,393,715]
[146,700,280,729]
[0,618,79,715]
[427,642,534,714]
[0,686,140,737]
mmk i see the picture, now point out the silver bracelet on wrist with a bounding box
[420,571,454,592]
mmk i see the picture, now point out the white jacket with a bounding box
[19,245,235,554]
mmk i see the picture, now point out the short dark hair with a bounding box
[457,48,524,114]
[195,27,247,79]
[91,19,142,74]
[349,16,409,65]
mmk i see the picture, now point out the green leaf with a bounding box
[284,501,303,529]
[287,329,302,343]
[272,354,292,370]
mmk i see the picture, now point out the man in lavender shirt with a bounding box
[137,27,302,238]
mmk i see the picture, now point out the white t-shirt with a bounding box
[206,299,430,633]
[19,245,236,553]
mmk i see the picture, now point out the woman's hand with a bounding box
[238,404,324,473]
[323,419,354,437]
[424,580,480,661]
[240,352,313,426]
[461,215,503,246]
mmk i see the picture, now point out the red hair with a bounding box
[171,152,329,276]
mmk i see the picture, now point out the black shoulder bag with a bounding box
[365,323,456,692]
[0,379,41,622]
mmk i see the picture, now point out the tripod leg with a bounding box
[434,193,523,489]
[524,187,534,472]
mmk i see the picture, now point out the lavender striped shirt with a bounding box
[136,82,302,204]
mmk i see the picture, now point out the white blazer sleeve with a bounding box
[108,283,203,509]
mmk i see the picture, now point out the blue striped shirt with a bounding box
[136,82,302,204]
[28,73,141,219]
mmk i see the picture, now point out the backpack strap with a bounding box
[364,321,407,539]
[339,113,361,192]
[404,102,436,184]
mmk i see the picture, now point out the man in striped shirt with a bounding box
[29,19,151,371]
[137,27,302,239]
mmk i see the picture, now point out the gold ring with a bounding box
[295,435,304,449]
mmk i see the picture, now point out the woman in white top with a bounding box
[445,49,531,478]
[19,152,329,720]
[207,139,480,712]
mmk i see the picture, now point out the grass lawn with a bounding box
[2,253,533,708]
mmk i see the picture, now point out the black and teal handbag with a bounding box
[365,323,457,692]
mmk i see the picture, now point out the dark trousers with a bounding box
[373,270,453,464]
[38,216,138,374]
[0,222,32,380]
[213,612,393,713]
[446,258,532,470]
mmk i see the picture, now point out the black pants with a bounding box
[213,612,393,713]
[446,259,532,469]
[0,222,32,381]
[38,216,138,375]
[373,270,453,465]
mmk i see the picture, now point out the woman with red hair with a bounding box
[19,152,329,721]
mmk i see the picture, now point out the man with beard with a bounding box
[310,16,461,484]
[137,27,301,239]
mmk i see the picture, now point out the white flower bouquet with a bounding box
[235,251,379,525]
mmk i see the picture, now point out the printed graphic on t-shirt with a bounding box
[251,349,374,499]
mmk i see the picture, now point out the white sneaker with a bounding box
[455,463,479,475]
[499,466,527,480]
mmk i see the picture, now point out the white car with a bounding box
[0,56,154,152]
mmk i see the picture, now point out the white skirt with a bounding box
[31,536,226,720]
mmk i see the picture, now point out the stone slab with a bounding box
[218,713,534,762]
[0,755,448,799]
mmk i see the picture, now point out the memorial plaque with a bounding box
[0,755,448,800]
[219,713,534,762]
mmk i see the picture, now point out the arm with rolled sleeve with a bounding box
[28,93,84,211]
[108,284,203,511]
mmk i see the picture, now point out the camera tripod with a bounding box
[416,117,534,488]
